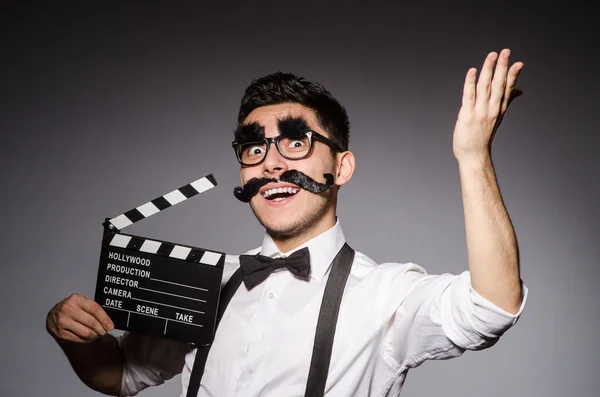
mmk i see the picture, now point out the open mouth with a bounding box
[263,186,300,201]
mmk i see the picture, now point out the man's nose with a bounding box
[261,143,288,176]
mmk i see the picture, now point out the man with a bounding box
[46,48,527,396]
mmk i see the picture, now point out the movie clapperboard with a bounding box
[94,174,225,345]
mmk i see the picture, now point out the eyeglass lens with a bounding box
[238,135,311,164]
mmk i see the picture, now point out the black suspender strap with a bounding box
[186,268,243,397]
[186,243,354,397]
[304,243,354,397]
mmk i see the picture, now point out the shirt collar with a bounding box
[259,218,346,283]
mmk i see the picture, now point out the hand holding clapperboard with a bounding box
[94,173,224,345]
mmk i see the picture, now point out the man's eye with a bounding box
[247,146,265,155]
[287,140,306,148]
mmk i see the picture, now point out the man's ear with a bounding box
[335,151,355,186]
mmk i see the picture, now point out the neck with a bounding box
[271,211,336,253]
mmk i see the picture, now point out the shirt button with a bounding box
[268,292,275,299]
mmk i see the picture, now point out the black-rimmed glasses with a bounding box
[232,130,343,166]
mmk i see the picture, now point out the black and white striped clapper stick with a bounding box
[94,173,225,345]
[105,173,218,231]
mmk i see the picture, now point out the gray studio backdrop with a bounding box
[1,2,598,397]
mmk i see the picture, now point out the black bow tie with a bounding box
[238,247,311,290]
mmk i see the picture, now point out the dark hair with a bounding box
[237,72,350,151]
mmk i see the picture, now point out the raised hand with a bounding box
[452,48,524,162]
[46,293,114,343]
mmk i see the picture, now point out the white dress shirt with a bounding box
[118,219,528,397]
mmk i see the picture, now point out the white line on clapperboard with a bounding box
[148,277,209,292]
[104,306,203,328]
[139,286,207,302]
[131,296,205,314]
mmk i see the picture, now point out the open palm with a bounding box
[453,48,524,162]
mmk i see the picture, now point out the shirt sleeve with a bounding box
[117,332,194,397]
[383,266,528,369]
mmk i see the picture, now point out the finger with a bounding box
[56,316,100,342]
[78,296,114,332]
[490,49,511,106]
[476,51,498,106]
[63,319,101,342]
[71,309,109,337]
[503,62,524,111]
[461,68,477,108]
[57,329,88,343]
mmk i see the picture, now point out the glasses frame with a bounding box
[232,130,343,166]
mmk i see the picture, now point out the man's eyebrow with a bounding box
[277,115,311,138]
[234,122,265,142]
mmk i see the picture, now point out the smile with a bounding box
[263,186,300,201]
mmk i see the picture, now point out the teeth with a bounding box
[263,187,299,198]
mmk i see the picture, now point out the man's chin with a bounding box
[253,213,309,240]
[265,227,297,241]
[262,220,301,239]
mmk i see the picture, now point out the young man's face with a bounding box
[239,103,342,241]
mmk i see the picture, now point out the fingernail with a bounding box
[107,323,114,331]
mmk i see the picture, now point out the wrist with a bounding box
[455,152,493,171]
